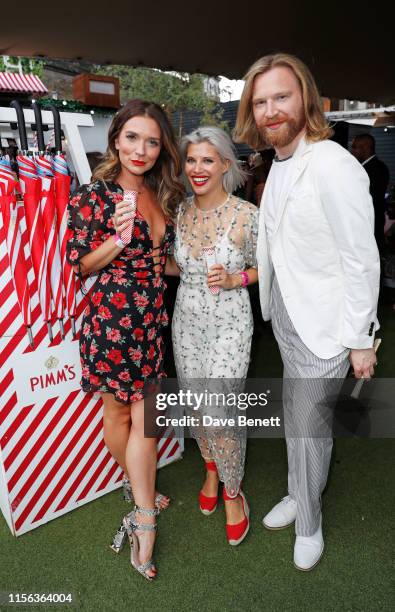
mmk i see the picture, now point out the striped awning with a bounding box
[0,72,48,94]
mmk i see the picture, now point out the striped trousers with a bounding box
[270,276,350,536]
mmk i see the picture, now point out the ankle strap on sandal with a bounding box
[124,511,158,533]
[131,520,157,533]
[134,504,159,517]
[205,461,218,473]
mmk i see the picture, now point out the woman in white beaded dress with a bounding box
[167,126,258,545]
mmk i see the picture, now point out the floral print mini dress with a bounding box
[66,180,175,404]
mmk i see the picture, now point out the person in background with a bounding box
[245,150,274,206]
[234,155,250,199]
[351,133,390,253]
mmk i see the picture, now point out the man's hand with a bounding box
[349,348,377,379]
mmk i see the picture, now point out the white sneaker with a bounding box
[294,517,324,571]
[262,495,297,530]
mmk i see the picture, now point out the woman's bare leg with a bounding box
[102,393,169,509]
[198,438,220,498]
[102,393,131,474]
[224,497,245,524]
[126,399,158,578]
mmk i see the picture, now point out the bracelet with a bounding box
[240,271,249,287]
[113,233,126,249]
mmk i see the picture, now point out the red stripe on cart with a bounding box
[13,396,99,529]
[0,253,9,275]
[0,303,21,337]
[0,303,41,367]
[93,458,119,496]
[0,404,34,450]
[166,439,180,459]
[8,391,90,499]
[0,392,18,428]
[157,430,175,460]
[6,395,68,483]
[0,278,14,305]
[30,398,104,523]
[78,450,115,500]
[0,368,14,396]
[55,423,105,512]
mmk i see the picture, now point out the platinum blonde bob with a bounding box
[180,126,247,193]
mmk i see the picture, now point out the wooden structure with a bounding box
[73,74,120,109]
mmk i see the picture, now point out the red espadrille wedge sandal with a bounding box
[223,488,250,545]
[199,461,219,515]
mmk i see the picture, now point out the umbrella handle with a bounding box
[10,100,28,152]
[32,102,45,153]
[49,105,62,153]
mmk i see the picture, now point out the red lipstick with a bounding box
[131,160,145,166]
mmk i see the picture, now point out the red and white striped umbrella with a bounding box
[52,152,77,336]
[17,154,53,340]
[0,156,34,345]
[36,154,65,338]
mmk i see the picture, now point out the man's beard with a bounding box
[259,112,306,148]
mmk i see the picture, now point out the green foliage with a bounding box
[201,100,228,132]
[0,55,44,77]
[94,65,205,110]
[38,97,114,117]
[94,65,227,129]
[22,58,44,78]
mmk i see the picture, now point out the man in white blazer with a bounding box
[234,53,380,571]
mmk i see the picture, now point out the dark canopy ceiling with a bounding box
[1,1,394,103]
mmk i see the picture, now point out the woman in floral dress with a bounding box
[67,100,184,580]
[169,126,258,545]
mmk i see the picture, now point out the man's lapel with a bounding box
[257,166,273,258]
[272,137,313,237]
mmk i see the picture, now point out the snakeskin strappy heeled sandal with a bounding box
[123,505,159,581]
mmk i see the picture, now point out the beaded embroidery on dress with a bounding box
[172,195,258,495]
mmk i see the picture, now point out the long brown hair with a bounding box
[233,53,333,150]
[93,100,184,217]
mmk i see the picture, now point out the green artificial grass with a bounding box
[0,298,393,611]
[0,439,393,611]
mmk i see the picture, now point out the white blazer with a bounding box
[256,137,380,359]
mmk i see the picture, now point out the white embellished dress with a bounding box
[172,195,258,496]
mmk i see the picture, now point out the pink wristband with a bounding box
[240,271,249,287]
[114,233,126,249]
